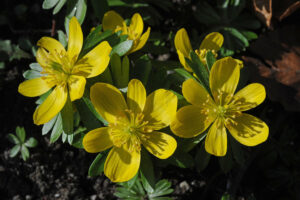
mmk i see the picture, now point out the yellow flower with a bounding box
[174,28,224,72]
[83,79,177,182]
[18,17,112,125]
[171,57,269,156]
[102,10,151,55]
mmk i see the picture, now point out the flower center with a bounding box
[108,109,152,152]
[195,49,217,65]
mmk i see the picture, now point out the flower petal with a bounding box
[127,79,146,114]
[129,13,143,36]
[37,37,66,55]
[209,57,240,105]
[67,17,83,61]
[205,119,227,156]
[76,41,112,78]
[143,89,177,130]
[177,49,192,72]
[174,28,192,58]
[83,127,113,153]
[68,75,86,101]
[182,78,214,107]
[18,77,54,97]
[33,85,67,125]
[229,83,266,111]
[141,131,177,159]
[225,113,269,146]
[200,32,224,52]
[104,145,140,182]
[90,83,127,124]
[102,10,124,31]
[36,48,50,68]
[170,105,215,138]
[128,27,151,54]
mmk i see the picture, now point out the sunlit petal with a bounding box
[205,119,227,156]
[129,13,143,36]
[90,83,127,124]
[141,131,176,159]
[200,32,224,52]
[102,10,124,31]
[174,28,192,57]
[143,89,177,130]
[127,79,146,114]
[83,127,113,153]
[68,75,86,101]
[67,17,83,61]
[37,37,66,55]
[104,145,140,182]
[209,57,240,105]
[177,49,192,72]
[128,27,151,54]
[33,85,67,125]
[18,77,54,97]
[171,105,215,138]
[225,113,269,146]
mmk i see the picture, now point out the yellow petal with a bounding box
[229,83,266,111]
[209,57,240,105]
[205,119,227,156]
[128,27,151,54]
[76,41,112,78]
[36,48,50,68]
[174,28,192,57]
[37,37,66,55]
[33,85,67,125]
[129,13,143,36]
[68,75,86,101]
[90,83,127,124]
[18,77,54,97]
[142,131,177,159]
[170,105,215,138]
[177,49,192,72]
[200,32,224,52]
[182,78,215,107]
[83,127,113,153]
[225,113,269,146]
[127,79,146,114]
[67,17,83,61]
[102,10,124,32]
[143,89,177,130]
[104,145,140,182]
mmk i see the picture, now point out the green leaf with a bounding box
[195,143,211,172]
[194,2,220,25]
[111,40,133,56]
[29,63,42,71]
[71,131,85,148]
[61,95,73,135]
[91,0,109,21]
[88,152,108,177]
[178,131,207,152]
[7,134,20,144]
[83,97,108,125]
[57,30,67,48]
[81,28,112,56]
[53,0,67,14]
[229,135,245,166]
[21,146,30,161]
[133,54,152,86]
[121,56,130,87]
[23,70,42,80]
[240,30,258,41]
[110,53,122,87]
[173,68,194,81]
[16,126,26,143]
[42,0,59,9]
[9,145,21,158]
[42,115,58,135]
[75,0,87,24]
[219,146,234,173]
[221,193,231,200]
[50,114,63,143]
[25,138,38,148]
[149,180,173,198]
[206,51,216,71]
[140,149,155,193]
[166,149,194,168]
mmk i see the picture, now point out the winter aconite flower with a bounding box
[83,79,177,182]
[174,28,223,72]
[102,10,151,55]
[18,17,112,125]
[171,57,269,156]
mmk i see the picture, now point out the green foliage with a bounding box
[7,126,38,161]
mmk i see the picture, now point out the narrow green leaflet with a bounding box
[53,0,67,15]
[57,30,67,48]
[173,68,194,81]
[42,0,59,9]
[21,146,30,161]
[205,50,216,71]
[195,143,211,172]
[50,114,63,143]
[88,152,107,177]
[23,70,42,80]
[166,150,194,169]
[9,145,21,158]
[148,180,173,199]
[61,95,73,135]
[111,40,133,56]
[140,150,156,193]
[42,115,58,135]
[133,54,152,86]
[16,126,26,143]
[25,138,38,148]
[7,134,20,144]
[29,63,42,71]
